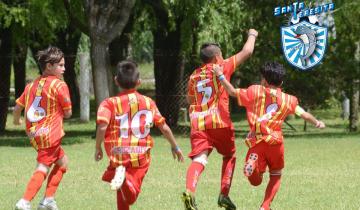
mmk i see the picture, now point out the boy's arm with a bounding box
[213,65,237,97]
[13,104,24,125]
[95,123,107,161]
[234,29,258,67]
[157,123,184,162]
[296,106,325,128]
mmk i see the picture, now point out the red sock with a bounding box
[186,162,205,193]
[23,171,47,201]
[261,174,281,209]
[117,190,130,210]
[220,156,236,196]
[45,165,66,197]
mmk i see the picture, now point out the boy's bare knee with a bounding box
[193,151,209,166]
[56,155,69,169]
[36,163,50,174]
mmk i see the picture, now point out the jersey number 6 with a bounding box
[27,96,46,123]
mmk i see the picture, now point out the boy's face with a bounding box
[45,58,65,78]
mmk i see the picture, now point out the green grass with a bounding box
[0,112,359,210]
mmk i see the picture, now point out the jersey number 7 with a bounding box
[197,79,213,104]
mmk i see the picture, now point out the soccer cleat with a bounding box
[181,192,198,210]
[110,165,126,191]
[244,153,258,177]
[218,194,236,210]
[15,199,31,210]
[37,198,59,210]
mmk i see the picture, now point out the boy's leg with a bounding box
[185,151,208,194]
[260,143,284,210]
[261,170,282,210]
[244,142,267,186]
[22,164,49,201]
[44,153,68,198]
[210,127,236,209]
[185,130,212,194]
[120,162,150,205]
[117,190,130,210]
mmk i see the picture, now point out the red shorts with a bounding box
[102,161,150,194]
[37,145,65,167]
[245,141,284,173]
[189,127,235,158]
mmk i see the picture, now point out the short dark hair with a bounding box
[260,61,286,86]
[116,60,139,89]
[200,43,221,63]
[36,46,64,71]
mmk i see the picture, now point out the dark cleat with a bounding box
[218,194,236,210]
[182,192,198,210]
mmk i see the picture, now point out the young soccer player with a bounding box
[13,46,72,210]
[213,62,325,210]
[183,29,258,210]
[95,60,184,210]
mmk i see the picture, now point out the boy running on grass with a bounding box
[95,60,184,210]
[183,29,258,210]
[13,46,72,210]
[213,61,325,210]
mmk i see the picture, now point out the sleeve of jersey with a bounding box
[57,82,72,111]
[151,101,166,127]
[236,88,249,107]
[223,56,236,77]
[15,86,27,107]
[289,96,300,115]
[294,105,306,117]
[97,100,112,125]
[187,77,195,98]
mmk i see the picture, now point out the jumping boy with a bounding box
[14,46,72,210]
[95,60,184,210]
[213,61,325,210]
[183,29,258,210]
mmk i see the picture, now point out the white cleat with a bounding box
[37,197,59,210]
[110,165,126,191]
[15,199,31,210]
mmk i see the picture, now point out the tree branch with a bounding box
[63,0,89,35]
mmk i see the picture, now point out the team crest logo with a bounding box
[274,1,334,71]
[281,21,327,70]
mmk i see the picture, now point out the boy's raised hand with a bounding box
[171,146,184,162]
[248,29,258,37]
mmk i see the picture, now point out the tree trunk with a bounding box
[90,40,110,107]
[79,53,90,122]
[349,79,359,132]
[108,13,135,96]
[0,28,12,132]
[153,30,184,127]
[13,43,27,98]
[55,26,81,114]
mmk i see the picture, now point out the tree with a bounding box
[64,0,136,107]
[331,0,360,131]
[0,0,28,132]
[144,0,209,126]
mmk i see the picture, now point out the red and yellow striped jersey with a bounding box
[16,76,72,150]
[236,85,300,147]
[188,56,236,130]
[96,89,165,168]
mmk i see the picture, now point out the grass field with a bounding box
[0,111,359,210]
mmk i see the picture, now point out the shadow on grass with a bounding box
[0,130,94,147]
